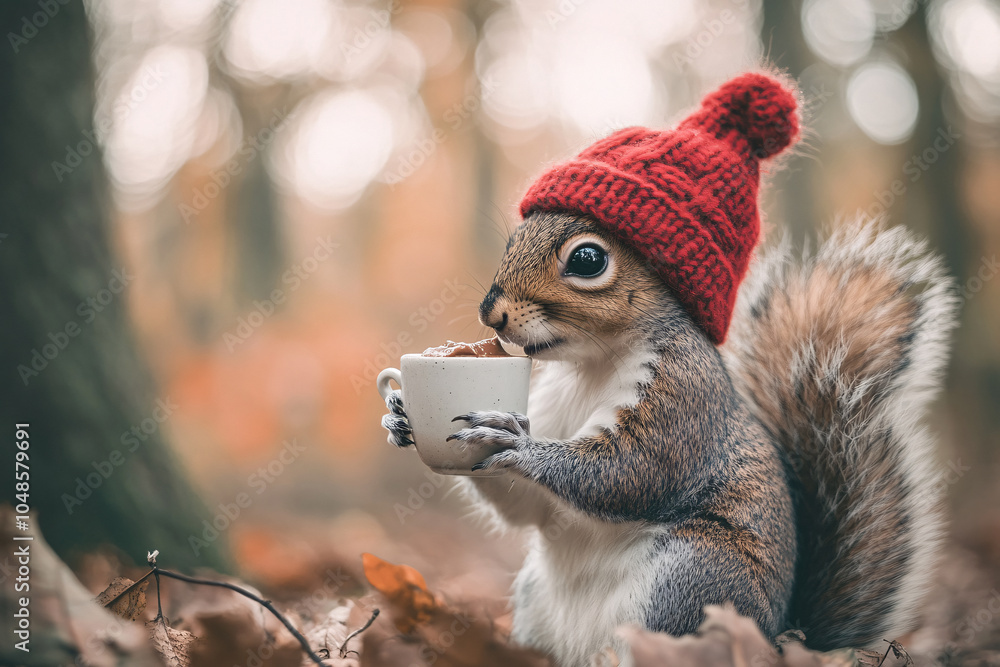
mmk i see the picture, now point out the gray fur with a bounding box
[723,217,959,649]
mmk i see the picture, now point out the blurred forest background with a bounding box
[2,0,999,593]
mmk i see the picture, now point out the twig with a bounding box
[153,568,163,620]
[877,642,892,667]
[877,639,913,667]
[152,566,325,666]
[339,608,380,658]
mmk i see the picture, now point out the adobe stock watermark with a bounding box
[394,468,450,524]
[180,106,295,224]
[415,611,474,666]
[929,588,1000,665]
[286,567,354,618]
[66,612,147,666]
[240,567,351,667]
[956,588,1000,648]
[61,397,178,515]
[17,267,133,386]
[382,77,498,188]
[672,0,752,69]
[545,0,588,27]
[928,458,972,498]
[51,65,169,182]
[340,0,401,62]
[350,278,468,393]
[7,0,72,53]
[223,235,339,351]
[865,126,960,219]
[958,255,999,302]
[241,568,354,667]
[189,438,307,556]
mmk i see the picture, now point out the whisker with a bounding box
[554,317,622,370]
[477,203,515,247]
[463,270,490,297]
[457,279,487,299]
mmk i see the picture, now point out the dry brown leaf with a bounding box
[360,553,550,667]
[0,506,161,667]
[147,616,197,667]
[170,580,302,667]
[620,605,845,667]
[361,553,438,634]
[619,606,895,667]
[96,576,148,621]
[360,601,551,667]
[301,601,360,666]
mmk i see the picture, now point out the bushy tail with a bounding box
[723,218,959,650]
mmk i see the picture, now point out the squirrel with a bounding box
[380,72,958,666]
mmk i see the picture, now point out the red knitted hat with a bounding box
[519,72,800,344]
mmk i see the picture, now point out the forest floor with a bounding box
[4,504,1000,666]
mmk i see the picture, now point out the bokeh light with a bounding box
[475,0,717,136]
[846,60,919,144]
[929,0,1000,122]
[156,0,221,34]
[276,89,396,210]
[935,0,1000,79]
[870,0,917,31]
[802,0,876,67]
[551,36,655,134]
[104,44,208,206]
[224,0,334,81]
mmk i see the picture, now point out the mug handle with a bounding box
[376,368,402,400]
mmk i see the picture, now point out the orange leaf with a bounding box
[361,553,437,634]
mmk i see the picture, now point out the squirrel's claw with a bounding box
[471,448,522,473]
[381,390,413,448]
[447,425,520,445]
[449,411,534,473]
[386,390,406,417]
[451,411,530,435]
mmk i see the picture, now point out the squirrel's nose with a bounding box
[485,312,508,332]
[479,284,508,331]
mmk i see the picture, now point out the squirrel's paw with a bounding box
[381,390,413,448]
[448,411,532,473]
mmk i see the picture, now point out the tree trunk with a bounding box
[0,0,228,571]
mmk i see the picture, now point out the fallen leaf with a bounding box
[620,605,798,667]
[360,553,550,666]
[0,505,161,667]
[362,553,437,634]
[301,601,367,666]
[169,578,302,667]
[147,616,196,667]
[96,576,148,621]
[619,606,885,667]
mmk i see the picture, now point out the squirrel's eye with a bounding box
[565,244,608,278]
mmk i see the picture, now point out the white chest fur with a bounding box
[503,344,661,666]
[512,519,665,667]
[526,344,656,441]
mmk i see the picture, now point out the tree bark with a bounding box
[0,0,228,571]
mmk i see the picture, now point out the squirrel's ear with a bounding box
[679,72,800,159]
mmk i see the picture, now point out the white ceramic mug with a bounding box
[377,353,532,476]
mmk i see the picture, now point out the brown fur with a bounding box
[481,214,663,351]
[725,219,957,648]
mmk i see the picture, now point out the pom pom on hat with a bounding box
[679,72,800,159]
[520,72,800,344]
